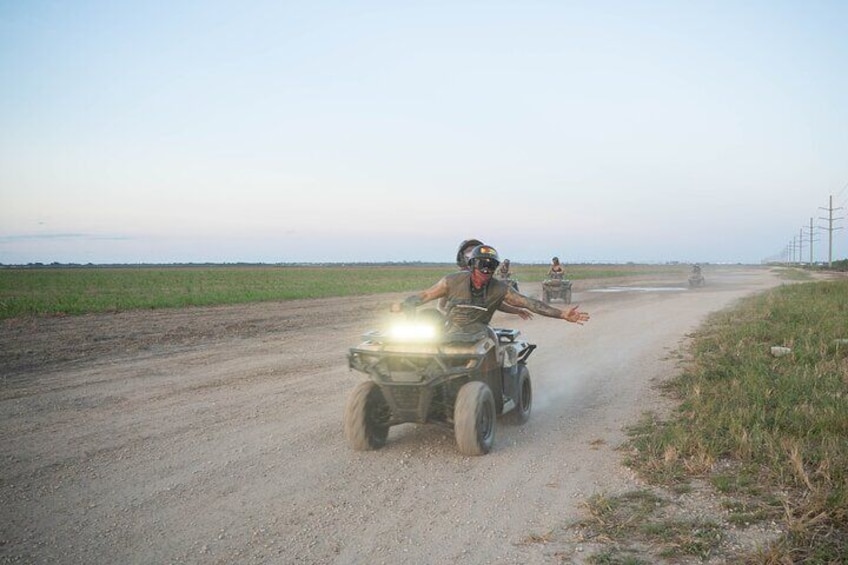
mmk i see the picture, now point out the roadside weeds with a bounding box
[554,278,848,563]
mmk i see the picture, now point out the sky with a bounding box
[1,1,847,265]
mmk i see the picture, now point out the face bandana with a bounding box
[471,268,492,289]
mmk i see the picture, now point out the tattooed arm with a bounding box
[502,288,589,324]
[497,302,534,320]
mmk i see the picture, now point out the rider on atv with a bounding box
[394,245,589,332]
[450,239,531,320]
[548,256,565,279]
[497,259,513,280]
[496,258,519,292]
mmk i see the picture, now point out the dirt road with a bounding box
[0,266,783,564]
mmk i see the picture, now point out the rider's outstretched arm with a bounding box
[497,302,533,319]
[503,289,589,324]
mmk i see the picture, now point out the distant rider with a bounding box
[548,256,565,279]
[497,259,512,280]
[497,258,519,292]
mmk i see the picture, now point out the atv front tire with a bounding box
[454,381,496,456]
[344,381,390,451]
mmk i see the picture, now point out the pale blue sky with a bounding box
[1,1,846,264]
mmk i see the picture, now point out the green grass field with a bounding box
[0,263,683,319]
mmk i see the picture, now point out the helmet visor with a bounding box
[475,258,499,274]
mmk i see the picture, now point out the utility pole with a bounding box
[806,217,818,265]
[819,195,844,268]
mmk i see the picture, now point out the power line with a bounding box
[836,180,848,212]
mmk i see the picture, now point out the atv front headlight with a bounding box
[388,321,440,342]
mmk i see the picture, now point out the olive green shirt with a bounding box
[443,271,509,329]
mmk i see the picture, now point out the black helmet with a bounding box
[552,256,560,263]
[468,245,500,273]
[456,238,484,269]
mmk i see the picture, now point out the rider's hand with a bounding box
[562,305,589,325]
[394,296,423,315]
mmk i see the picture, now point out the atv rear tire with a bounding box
[454,381,496,456]
[344,381,390,451]
[508,365,532,424]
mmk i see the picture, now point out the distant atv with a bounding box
[688,272,705,288]
[542,272,572,304]
[688,266,705,288]
[345,306,535,456]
